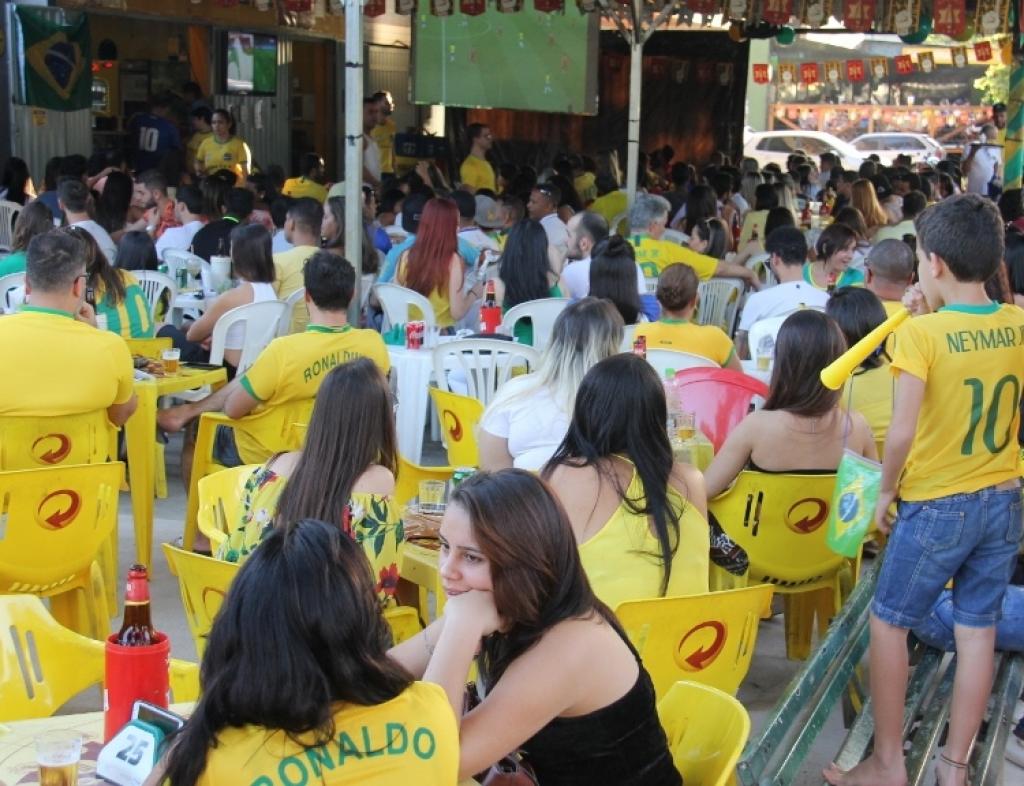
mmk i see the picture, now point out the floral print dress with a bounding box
[215,462,405,605]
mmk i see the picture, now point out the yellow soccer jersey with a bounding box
[272,245,320,333]
[629,234,718,280]
[590,190,628,234]
[0,307,135,416]
[635,319,735,366]
[196,682,459,786]
[282,177,328,203]
[892,303,1024,500]
[372,118,397,175]
[459,155,496,193]
[196,135,250,178]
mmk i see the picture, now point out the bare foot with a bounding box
[157,406,193,434]
[935,753,969,786]
[823,754,907,786]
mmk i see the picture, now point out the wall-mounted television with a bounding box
[223,32,277,96]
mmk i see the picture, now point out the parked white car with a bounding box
[743,130,864,171]
[850,133,944,165]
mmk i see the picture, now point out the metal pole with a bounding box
[344,0,364,324]
[625,34,642,208]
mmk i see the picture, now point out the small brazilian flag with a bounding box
[16,7,91,111]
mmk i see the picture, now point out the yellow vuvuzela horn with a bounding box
[820,307,910,390]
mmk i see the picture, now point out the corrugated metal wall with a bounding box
[368,45,414,134]
[212,37,292,171]
[5,3,93,180]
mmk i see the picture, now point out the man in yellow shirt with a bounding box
[370,91,397,179]
[635,263,742,370]
[185,106,213,176]
[158,252,389,468]
[459,123,496,194]
[589,174,628,234]
[282,153,328,203]
[627,194,757,287]
[273,198,324,332]
[0,232,137,425]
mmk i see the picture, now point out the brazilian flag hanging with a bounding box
[16,7,91,111]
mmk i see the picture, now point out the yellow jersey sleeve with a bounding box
[891,318,930,383]
[111,335,136,405]
[677,247,719,280]
[240,338,283,403]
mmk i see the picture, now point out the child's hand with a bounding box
[902,284,929,316]
[875,488,897,534]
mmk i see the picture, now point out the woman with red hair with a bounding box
[397,196,483,328]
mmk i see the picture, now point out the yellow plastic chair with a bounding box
[0,463,122,639]
[162,543,240,660]
[395,454,454,509]
[184,400,313,550]
[0,594,200,721]
[658,680,751,786]
[197,465,260,552]
[428,387,484,468]
[708,471,852,660]
[124,337,172,357]
[384,605,423,644]
[614,584,775,699]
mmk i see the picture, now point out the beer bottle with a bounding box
[483,279,497,308]
[117,564,155,647]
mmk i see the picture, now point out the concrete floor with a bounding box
[59,432,1022,786]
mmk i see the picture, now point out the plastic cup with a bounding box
[756,352,771,372]
[676,411,696,442]
[418,480,447,515]
[162,348,181,374]
[36,731,81,786]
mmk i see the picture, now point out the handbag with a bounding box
[465,683,539,785]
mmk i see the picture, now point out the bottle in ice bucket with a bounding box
[479,280,502,334]
[104,564,170,741]
[632,335,646,359]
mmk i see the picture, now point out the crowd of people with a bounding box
[3,97,1024,786]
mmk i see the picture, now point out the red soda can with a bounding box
[633,335,647,359]
[406,320,425,349]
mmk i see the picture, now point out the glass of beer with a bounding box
[162,348,181,374]
[756,350,772,372]
[36,730,81,786]
[418,480,447,515]
[676,411,696,442]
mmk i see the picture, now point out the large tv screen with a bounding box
[224,32,277,95]
[413,9,598,115]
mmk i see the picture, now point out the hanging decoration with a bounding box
[800,61,820,84]
[846,59,866,81]
[776,25,797,43]
[762,0,794,25]
[690,0,723,14]
[950,46,968,66]
[752,63,771,83]
[364,0,386,15]
[284,0,312,11]
[899,14,932,42]
[824,60,842,83]
[395,0,416,13]
[727,0,753,20]
[801,0,830,26]
[917,50,935,72]
[894,53,914,73]
[869,56,888,78]
[430,0,453,14]
[576,0,598,10]
[461,0,486,12]
[933,0,967,36]
[496,0,523,11]
[975,0,1010,36]
[843,0,877,32]
[888,0,919,36]
[778,61,798,85]
[975,40,994,60]
[534,0,564,12]
[728,21,748,41]
[718,62,735,85]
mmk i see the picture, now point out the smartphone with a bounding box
[131,701,185,735]
[183,361,221,371]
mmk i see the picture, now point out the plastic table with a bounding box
[125,366,228,568]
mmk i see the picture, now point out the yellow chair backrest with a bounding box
[169,658,201,704]
[162,543,240,659]
[428,387,484,468]
[197,465,260,551]
[384,605,423,644]
[0,411,115,470]
[658,680,750,786]
[125,337,172,357]
[395,455,454,509]
[0,594,105,721]
[0,463,121,594]
[708,471,843,591]
[614,584,774,699]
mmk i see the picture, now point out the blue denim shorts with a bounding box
[873,482,1023,629]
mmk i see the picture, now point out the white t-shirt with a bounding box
[73,219,117,265]
[480,376,570,470]
[561,255,647,300]
[539,212,569,253]
[364,135,382,183]
[966,143,1001,195]
[737,280,829,332]
[155,219,204,259]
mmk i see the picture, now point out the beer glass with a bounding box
[162,348,181,374]
[36,731,82,786]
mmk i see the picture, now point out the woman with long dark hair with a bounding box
[159,518,458,786]
[492,218,563,344]
[116,230,160,272]
[216,359,404,603]
[185,223,278,370]
[0,157,33,205]
[0,201,52,276]
[389,470,681,785]
[675,183,717,234]
[589,235,642,325]
[397,197,482,328]
[60,225,154,338]
[704,310,876,498]
[94,171,138,242]
[541,353,710,608]
[806,221,864,290]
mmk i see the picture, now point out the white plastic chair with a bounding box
[209,300,287,374]
[161,249,209,289]
[696,278,746,337]
[0,272,25,314]
[745,252,777,288]
[645,348,717,378]
[432,338,541,406]
[361,272,376,310]
[662,229,689,245]
[133,271,178,323]
[276,287,306,338]
[373,283,437,332]
[746,314,790,360]
[499,298,571,351]
[0,201,22,253]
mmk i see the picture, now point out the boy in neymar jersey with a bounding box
[826,194,1024,786]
